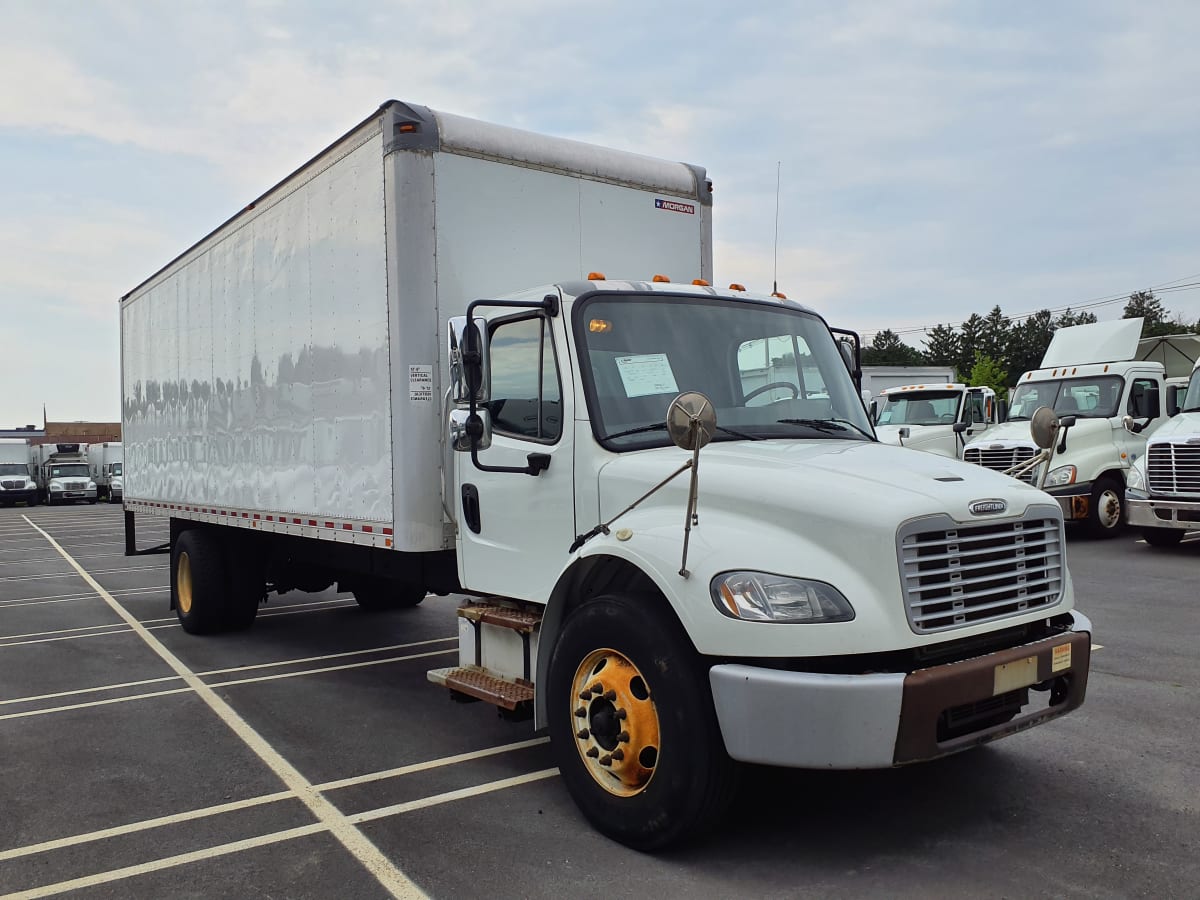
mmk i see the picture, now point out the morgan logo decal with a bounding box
[969,499,1007,516]
[655,198,695,215]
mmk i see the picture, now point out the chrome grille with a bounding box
[0,480,24,490]
[963,445,1037,483]
[66,481,87,490]
[1146,441,1200,495]
[898,512,1064,634]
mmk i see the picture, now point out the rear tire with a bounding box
[352,576,426,610]
[1086,476,1124,538]
[172,529,228,634]
[547,593,736,850]
[1143,527,1185,548]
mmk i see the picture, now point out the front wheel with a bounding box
[1086,476,1124,538]
[1143,527,1185,548]
[547,593,736,850]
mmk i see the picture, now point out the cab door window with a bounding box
[485,316,562,441]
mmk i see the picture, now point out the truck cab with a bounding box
[963,319,1166,537]
[87,442,123,502]
[874,383,999,459]
[1125,357,1200,546]
[0,438,37,507]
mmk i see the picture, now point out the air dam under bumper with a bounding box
[709,614,1091,769]
[1044,482,1092,522]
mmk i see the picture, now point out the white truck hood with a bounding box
[875,423,962,457]
[599,439,1048,530]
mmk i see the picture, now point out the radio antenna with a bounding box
[772,161,781,295]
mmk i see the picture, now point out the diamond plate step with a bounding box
[428,665,535,711]
[457,600,542,633]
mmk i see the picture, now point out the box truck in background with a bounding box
[87,442,123,502]
[121,100,1090,849]
[875,383,1001,459]
[0,438,37,506]
[31,443,97,505]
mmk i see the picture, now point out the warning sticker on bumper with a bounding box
[1052,643,1072,672]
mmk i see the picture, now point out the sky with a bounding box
[2,0,1199,426]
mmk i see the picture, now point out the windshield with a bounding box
[876,390,962,426]
[575,293,874,450]
[1183,369,1200,413]
[49,464,90,478]
[0,463,27,476]
[1008,375,1123,421]
[111,463,123,476]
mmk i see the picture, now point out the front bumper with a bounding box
[1127,496,1200,531]
[0,488,37,504]
[50,488,97,502]
[709,612,1091,769]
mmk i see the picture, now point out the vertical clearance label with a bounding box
[408,365,433,402]
[655,198,695,215]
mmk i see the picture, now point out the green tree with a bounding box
[967,353,1010,401]
[922,323,960,371]
[1055,308,1097,328]
[1009,309,1056,376]
[979,305,1013,370]
[957,313,985,376]
[1123,289,1192,337]
[862,329,926,366]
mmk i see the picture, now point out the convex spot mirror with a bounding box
[666,392,716,451]
[449,408,493,452]
[448,315,490,404]
[1030,406,1060,450]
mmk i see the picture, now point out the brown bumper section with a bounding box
[894,630,1090,764]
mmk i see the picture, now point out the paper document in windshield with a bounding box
[615,353,679,398]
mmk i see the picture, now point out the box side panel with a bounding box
[122,132,393,524]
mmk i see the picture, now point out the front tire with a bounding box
[1143,527,1185,548]
[1086,476,1124,538]
[547,593,736,850]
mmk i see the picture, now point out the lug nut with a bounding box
[610,749,625,761]
[578,691,591,700]
[590,683,604,694]
[603,690,617,702]
[599,754,613,766]
[576,728,590,739]
[615,709,627,720]
[574,707,587,718]
[586,747,599,758]
[617,731,630,743]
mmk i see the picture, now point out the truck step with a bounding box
[457,600,542,633]
[428,665,534,712]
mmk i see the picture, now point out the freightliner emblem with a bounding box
[969,499,1007,516]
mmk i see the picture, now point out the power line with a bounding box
[862,273,1200,341]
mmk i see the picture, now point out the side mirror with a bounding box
[449,408,493,451]
[952,422,968,434]
[448,316,490,404]
[838,340,855,373]
[996,399,1009,423]
[898,426,910,443]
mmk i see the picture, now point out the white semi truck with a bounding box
[964,319,1167,537]
[0,438,38,506]
[31,443,97,505]
[1125,356,1200,546]
[875,383,1000,459]
[86,441,123,502]
[121,100,1091,850]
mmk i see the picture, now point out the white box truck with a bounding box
[963,319,1167,537]
[121,100,1091,850]
[31,443,97,505]
[1126,355,1200,545]
[86,442,123,502]
[0,438,38,506]
[874,383,1001,459]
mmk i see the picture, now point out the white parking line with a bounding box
[22,515,425,899]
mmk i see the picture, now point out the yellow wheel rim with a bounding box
[570,648,660,797]
[177,550,193,615]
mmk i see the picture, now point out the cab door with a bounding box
[455,310,576,602]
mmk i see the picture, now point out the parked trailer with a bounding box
[122,100,1091,850]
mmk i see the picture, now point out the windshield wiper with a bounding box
[776,418,874,440]
[605,422,763,442]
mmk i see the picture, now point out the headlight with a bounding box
[1044,465,1077,487]
[1126,466,1144,490]
[88,481,96,489]
[711,572,855,623]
